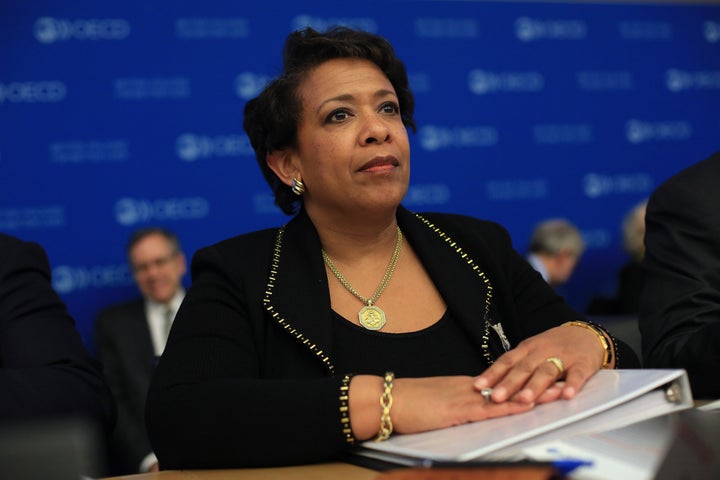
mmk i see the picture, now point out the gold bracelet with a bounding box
[563,321,612,368]
[339,374,356,444]
[376,371,395,442]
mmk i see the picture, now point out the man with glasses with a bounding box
[94,227,187,475]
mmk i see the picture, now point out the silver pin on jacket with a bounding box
[491,322,511,351]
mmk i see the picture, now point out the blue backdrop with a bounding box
[2,0,719,351]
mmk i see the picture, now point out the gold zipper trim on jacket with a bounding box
[263,226,335,373]
[415,213,497,366]
[263,216,499,371]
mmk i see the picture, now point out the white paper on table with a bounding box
[354,369,692,465]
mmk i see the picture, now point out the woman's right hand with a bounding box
[349,375,561,440]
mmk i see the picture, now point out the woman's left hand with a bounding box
[473,323,608,403]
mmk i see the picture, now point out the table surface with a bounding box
[101,402,718,480]
[102,462,380,480]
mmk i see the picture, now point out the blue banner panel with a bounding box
[2,1,719,349]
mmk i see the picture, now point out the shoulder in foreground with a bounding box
[660,151,720,190]
[0,232,22,249]
[96,298,144,318]
[650,151,720,209]
[0,233,44,257]
[0,233,50,274]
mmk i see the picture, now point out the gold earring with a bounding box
[291,178,305,196]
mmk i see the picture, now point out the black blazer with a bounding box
[147,207,638,469]
[0,233,115,430]
[94,299,155,474]
[640,151,720,398]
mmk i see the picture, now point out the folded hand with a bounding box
[472,323,607,403]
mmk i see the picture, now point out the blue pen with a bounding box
[552,458,594,475]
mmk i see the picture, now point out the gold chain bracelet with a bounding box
[376,371,395,442]
[563,321,612,368]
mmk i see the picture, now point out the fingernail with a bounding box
[519,388,533,402]
[474,378,488,389]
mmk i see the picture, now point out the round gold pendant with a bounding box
[358,305,386,330]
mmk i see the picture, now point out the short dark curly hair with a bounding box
[243,27,416,215]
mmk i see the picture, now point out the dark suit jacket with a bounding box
[147,207,638,469]
[616,260,644,314]
[94,298,156,474]
[586,260,644,315]
[0,233,115,430]
[640,151,720,398]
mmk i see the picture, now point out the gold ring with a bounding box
[546,357,565,376]
[480,388,493,402]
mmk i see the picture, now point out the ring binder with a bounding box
[664,380,683,404]
[355,369,693,466]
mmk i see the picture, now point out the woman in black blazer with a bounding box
[147,26,639,469]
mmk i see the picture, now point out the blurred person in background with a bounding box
[526,219,585,288]
[94,227,186,474]
[586,199,648,315]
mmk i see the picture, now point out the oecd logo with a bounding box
[418,125,498,152]
[515,17,587,42]
[176,133,254,161]
[666,69,720,92]
[235,73,272,100]
[114,197,210,226]
[625,119,692,144]
[53,264,133,295]
[666,69,693,92]
[705,21,720,43]
[583,173,653,198]
[34,17,130,44]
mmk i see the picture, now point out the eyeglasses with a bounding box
[131,252,178,274]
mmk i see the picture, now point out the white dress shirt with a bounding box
[527,253,550,284]
[144,289,185,357]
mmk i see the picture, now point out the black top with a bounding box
[147,207,639,469]
[332,309,486,377]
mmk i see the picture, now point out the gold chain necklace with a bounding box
[322,227,403,330]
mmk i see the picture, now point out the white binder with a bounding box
[355,369,693,466]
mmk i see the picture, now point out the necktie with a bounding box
[164,308,174,339]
